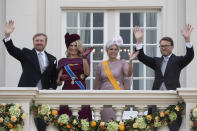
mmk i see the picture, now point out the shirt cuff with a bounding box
[136,43,143,50]
[186,42,192,48]
[4,37,11,42]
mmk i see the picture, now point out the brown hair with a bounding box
[159,36,174,46]
[32,33,48,42]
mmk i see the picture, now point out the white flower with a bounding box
[9,105,21,117]
[169,112,177,122]
[135,117,147,129]
[107,121,119,131]
[58,114,69,124]
[38,104,50,115]
[81,119,89,131]
[193,108,197,118]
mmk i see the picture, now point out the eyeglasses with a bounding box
[159,45,172,48]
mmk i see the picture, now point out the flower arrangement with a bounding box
[107,121,119,131]
[31,102,185,131]
[190,105,197,130]
[134,117,147,129]
[0,103,26,131]
[81,119,90,131]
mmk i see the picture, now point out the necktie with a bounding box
[38,53,45,73]
[36,52,45,90]
[161,57,168,76]
[160,57,169,90]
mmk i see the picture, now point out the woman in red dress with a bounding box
[57,33,93,121]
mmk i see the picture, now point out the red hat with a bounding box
[65,33,80,48]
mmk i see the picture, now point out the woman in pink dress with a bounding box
[94,35,139,122]
[57,33,93,121]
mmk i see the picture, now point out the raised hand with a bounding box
[82,47,94,59]
[181,24,193,42]
[133,26,144,44]
[5,20,15,38]
[130,51,139,61]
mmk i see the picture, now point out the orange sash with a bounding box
[102,60,121,90]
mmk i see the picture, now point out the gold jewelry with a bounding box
[80,74,85,79]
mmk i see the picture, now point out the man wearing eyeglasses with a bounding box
[133,25,194,131]
[134,24,194,91]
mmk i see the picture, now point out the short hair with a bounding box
[159,36,174,46]
[32,33,48,42]
[66,40,84,57]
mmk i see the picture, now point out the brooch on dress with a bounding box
[80,74,85,79]
[71,77,75,85]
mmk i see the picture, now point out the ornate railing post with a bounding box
[91,105,103,120]
[135,105,147,116]
[112,105,126,121]
[69,105,81,118]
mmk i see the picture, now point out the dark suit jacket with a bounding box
[3,39,57,89]
[137,46,194,90]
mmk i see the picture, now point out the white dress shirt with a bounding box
[35,50,48,68]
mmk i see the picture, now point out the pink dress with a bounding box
[94,59,131,122]
[58,58,92,121]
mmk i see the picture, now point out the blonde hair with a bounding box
[105,43,120,52]
[66,40,84,57]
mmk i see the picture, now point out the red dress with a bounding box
[58,58,92,121]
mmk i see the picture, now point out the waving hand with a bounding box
[181,24,193,42]
[5,20,15,38]
[133,26,144,44]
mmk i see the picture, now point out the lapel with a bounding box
[42,51,54,74]
[164,54,175,77]
[32,49,42,73]
[157,57,163,76]
[158,57,163,69]
[32,49,55,74]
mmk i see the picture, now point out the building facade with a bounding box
[0,0,196,89]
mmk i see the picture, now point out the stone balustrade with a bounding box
[0,87,197,131]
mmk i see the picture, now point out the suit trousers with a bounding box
[34,117,47,131]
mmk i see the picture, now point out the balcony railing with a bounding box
[0,87,196,131]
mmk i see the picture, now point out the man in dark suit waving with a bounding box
[3,20,57,90]
[134,24,194,131]
[3,20,57,131]
[134,25,194,90]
